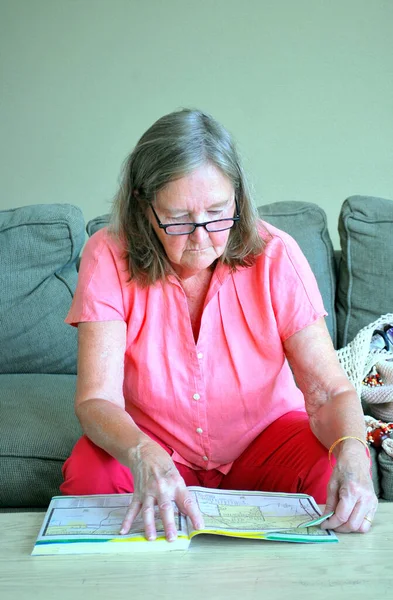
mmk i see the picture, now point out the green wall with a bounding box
[1,0,392,247]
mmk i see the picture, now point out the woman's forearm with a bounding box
[308,389,369,463]
[75,398,153,467]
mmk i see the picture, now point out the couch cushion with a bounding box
[378,432,393,501]
[368,445,380,498]
[86,213,110,237]
[0,374,81,508]
[0,204,85,374]
[258,202,337,346]
[336,195,393,348]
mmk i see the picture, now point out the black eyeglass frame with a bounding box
[150,198,240,236]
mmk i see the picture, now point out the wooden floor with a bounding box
[0,504,392,600]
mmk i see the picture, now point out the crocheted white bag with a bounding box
[336,313,393,421]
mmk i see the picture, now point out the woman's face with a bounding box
[150,163,236,279]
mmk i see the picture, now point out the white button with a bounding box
[196,427,203,434]
[197,352,203,359]
[193,393,200,401]
[202,456,208,461]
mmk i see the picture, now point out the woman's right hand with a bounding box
[120,439,204,542]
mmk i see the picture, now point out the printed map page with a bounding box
[39,495,187,539]
[188,488,328,534]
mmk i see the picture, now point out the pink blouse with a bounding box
[66,223,327,474]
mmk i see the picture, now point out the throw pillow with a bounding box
[336,195,393,348]
[258,201,337,346]
[0,203,85,374]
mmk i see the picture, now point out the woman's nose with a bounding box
[189,224,209,242]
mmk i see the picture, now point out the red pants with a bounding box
[61,411,331,503]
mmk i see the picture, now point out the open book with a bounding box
[32,487,337,555]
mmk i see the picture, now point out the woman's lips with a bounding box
[186,248,210,252]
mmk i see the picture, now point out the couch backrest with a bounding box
[0,204,85,374]
[257,201,337,346]
[2,197,391,368]
[336,195,393,347]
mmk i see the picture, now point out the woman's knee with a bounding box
[60,435,134,495]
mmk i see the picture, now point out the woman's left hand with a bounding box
[320,447,378,533]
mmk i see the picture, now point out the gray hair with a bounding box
[110,108,265,285]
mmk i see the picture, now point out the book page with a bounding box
[186,488,330,537]
[36,495,189,542]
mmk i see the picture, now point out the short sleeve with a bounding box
[65,228,126,327]
[264,226,327,341]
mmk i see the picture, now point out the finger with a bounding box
[157,496,178,542]
[358,515,373,533]
[323,489,378,533]
[348,501,369,532]
[323,493,354,530]
[335,499,364,533]
[358,504,378,533]
[320,477,339,529]
[120,498,142,534]
[178,491,204,530]
[333,505,376,533]
[142,496,158,541]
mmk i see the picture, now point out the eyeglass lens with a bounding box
[165,219,236,235]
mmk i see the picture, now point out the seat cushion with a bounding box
[0,204,85,374]
[258,201,337,346]
[336,195,393,347]
[0,374,81,508]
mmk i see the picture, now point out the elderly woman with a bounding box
[61,109,377,541]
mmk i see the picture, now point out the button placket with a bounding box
[193,343,210,469]
[170,280,212,469]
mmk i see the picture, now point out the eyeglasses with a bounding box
[150,199,240,236]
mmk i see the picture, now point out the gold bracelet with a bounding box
[328,436,371,468]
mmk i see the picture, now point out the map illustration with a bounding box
[189,489,326,535]
[43,495,184,538]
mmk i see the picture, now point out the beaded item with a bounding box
[362,366,384,387]
[366,421,393,447]
[365,415,393,454]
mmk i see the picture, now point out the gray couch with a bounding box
[1,195,392,509]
